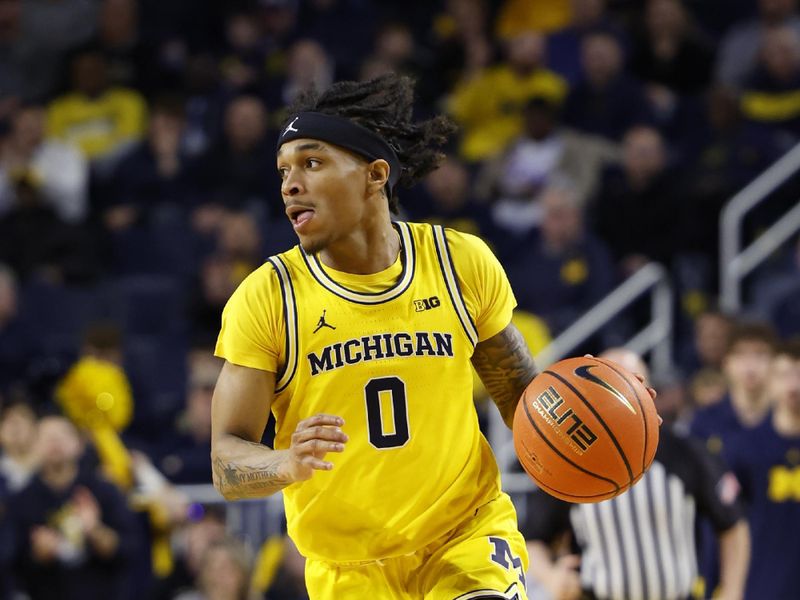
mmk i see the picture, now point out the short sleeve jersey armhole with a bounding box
[214,261,285,373]
[444,228,517,342]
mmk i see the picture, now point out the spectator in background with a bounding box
[46,46,147,171]
[630,0,715,97]
[264,39,334,112]
[0,0,97,102]
[157,358,219,484]
[0,264,39,391]
[190,95,279,229]
[591,125,679,272]
[295,0,377,80]
[546,0,628,85]
[691,321,779,451]
[689,321,777,598]
[189,212,263,344]
[0,104,88,223]
[403,157,499,244]
[104,94,193,232]
[358,22,425,85]
[724,340,800,600]
[181,54,228,159]
[173,538,254,600]
[475,94,619,237]
[523,348,750,600]
[681,309,735,382]
[419,0,495,107]
[494,0,572,38]
[0,168,95,284]
[563,31,653,141]
[157,510,226,600]
[716,0,800,90]
[96,0,157,94]
[741,24,800,139]
[680,86,785,259]
[691,367,730,410]
[219,10,269,95]
[505,179,616,338]
[448,30,567,161]
[0,400,37,493]
[9,415,140,600]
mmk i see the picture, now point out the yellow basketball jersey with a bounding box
[216,222,516,562]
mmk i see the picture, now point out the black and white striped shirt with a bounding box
[521,427,743,600]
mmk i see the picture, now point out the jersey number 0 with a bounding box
[365,377,410,449]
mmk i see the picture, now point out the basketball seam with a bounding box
[594,357,650,477]
[545,369,634,489]
[523,450,624,500]
[521,387,621,493]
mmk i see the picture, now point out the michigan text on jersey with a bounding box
[307,332,454,375]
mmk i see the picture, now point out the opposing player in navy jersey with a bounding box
[724,340,800,599]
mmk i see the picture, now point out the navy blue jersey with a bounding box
[689,395,749,456]
[689,395,757,596]
[724,417,800,600]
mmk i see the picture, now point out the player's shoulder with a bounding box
[410,220,493,258]
[232,246,302,297]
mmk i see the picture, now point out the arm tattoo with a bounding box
[471,323,539,428]
[212,438,292,500]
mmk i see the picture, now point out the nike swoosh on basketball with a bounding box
[573,365,636,414]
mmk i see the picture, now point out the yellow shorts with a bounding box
[304,493,528,600]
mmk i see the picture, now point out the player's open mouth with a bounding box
[286,205,315,231]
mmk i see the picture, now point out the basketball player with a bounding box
[210,75,537,599]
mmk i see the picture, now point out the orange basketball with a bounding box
[513,356,660,503]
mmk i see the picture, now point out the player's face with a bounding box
[277,139,371,254]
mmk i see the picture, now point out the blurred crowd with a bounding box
[1,0,800,598]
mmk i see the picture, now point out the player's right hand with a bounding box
[286,414,348,482]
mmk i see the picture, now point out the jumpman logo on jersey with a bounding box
[313,309,336,333]
[283,116,299,137]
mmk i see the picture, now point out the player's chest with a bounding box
[291,277,469,379]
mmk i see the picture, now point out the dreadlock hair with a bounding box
[285,74,457,214]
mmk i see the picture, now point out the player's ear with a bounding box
[366,159,390,195]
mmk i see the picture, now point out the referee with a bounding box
[521,349,750,600]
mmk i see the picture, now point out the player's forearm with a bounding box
[472,324,539,428]
[717,520,750,600]
[211,434,294,500]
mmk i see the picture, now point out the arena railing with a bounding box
[488,262,674,492]
[175,484,285,553]
[720,142,800,312]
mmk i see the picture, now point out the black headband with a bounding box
[277,112,402,191]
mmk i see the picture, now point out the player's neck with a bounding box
[319,220,400,275]
[730,386,770,427]
[773,406,800,437]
